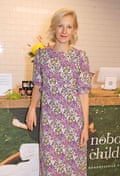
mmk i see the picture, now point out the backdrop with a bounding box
[0,106,120,176]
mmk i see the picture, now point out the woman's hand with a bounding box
[79,127,89,147]
[25,85,41,131]
[26,107,36,131]
[78,93,89,147]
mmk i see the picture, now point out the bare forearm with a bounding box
[79,94,89,128]
[29,85,41,109]
[26,85,41,131]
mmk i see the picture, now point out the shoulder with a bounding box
[37,47,49,55]
[74,48,88,59]
[73,48,89,65]
[35,47,49,59]
[73,48,86,56]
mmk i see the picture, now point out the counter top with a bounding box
[89,88,120,106]
[0,89,120,108]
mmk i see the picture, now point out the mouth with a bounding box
[60,34,68,38]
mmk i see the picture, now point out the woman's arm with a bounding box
[79,93,89,147]
[26,85,41,131]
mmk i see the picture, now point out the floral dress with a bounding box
[32,47,91,176]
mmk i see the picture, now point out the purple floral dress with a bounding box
[32,47,91,176]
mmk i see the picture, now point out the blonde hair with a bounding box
[47,8,78,45]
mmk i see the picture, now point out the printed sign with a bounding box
[0,73,12,95]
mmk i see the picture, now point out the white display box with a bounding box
[104,76,117,90]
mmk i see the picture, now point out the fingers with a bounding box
[34,118,37,127]
[26,119,36,131]
[79,135,87,147]
[26,108,36,131]
[26,116,36,131]
[79,130,89,147]
[26,120,32,131]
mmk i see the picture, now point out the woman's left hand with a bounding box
[79,127,89,147]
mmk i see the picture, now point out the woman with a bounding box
[26,8,91,176]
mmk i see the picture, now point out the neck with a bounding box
[53,43,71,53]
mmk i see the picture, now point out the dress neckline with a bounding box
[48,47,74,55]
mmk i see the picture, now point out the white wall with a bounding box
[0,0,120,88]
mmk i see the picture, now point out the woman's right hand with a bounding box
[26,107,36,131]
[25,85,41,131]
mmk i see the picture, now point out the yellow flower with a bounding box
[31,43,45,55]
[28,42,45,58]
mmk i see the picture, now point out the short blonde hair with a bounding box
[47,8,78,45]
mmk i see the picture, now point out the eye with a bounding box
[58,24,63,28]
[67,25,73,29]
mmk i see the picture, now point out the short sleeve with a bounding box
[32,49,43,87]
[77,50,91,94]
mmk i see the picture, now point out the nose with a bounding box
[62,27,67,34]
